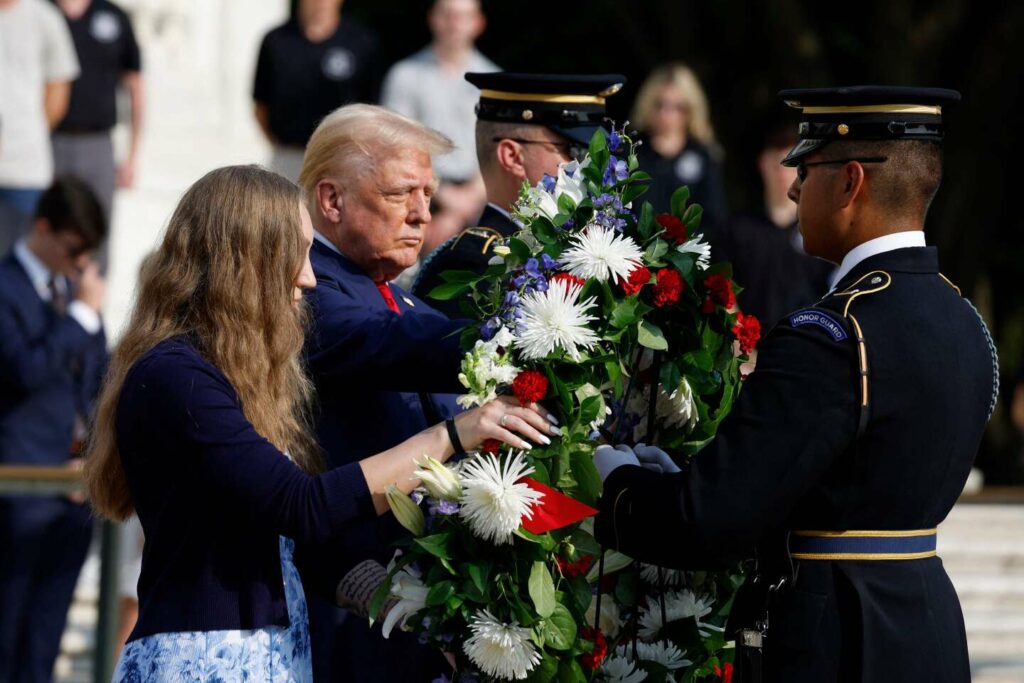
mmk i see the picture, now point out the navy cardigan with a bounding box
[117,338,375,641]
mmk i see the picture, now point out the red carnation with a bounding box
[579,627,608,670]
[480,439,501,455]
[555,554,594,578]
[653,268,684,307]
[551,272,586,290]
[714,662,734,683]
[733,312,761,354]
[621,265,652,296]
[512,370,548,406]
[655,213,688,244]
[704,274,736,310]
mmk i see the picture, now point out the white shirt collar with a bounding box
[313,229,343,256]
[13,239,58,301]
[829,231,926,291]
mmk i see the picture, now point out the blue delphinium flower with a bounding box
[411,490,425,505]
[609,129,622,153]
[602,156,629,186]
[540,174,556,193]
[430,500,461,516]
[479,316,502,341]
[540,253,560,271]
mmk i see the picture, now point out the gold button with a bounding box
[838,123,850,135]
[522,109,534,121]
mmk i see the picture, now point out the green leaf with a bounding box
[413,532,452,560]
[556,656,586,682]
[604,358,623,397]
[508,237,532,264]
[627,153,639,172]
[588,128,609,163]
[637,201,655,240]
[568,449,602,505]
[638,320,669,350]
[629,170,652,182]
[425,580,456,607]
[427,281,471,301]
[660,360,682,395]
[438,269,482,284]
[533,218,558,244]
[557,192,577,216]
[682,203,704,232]
[670,185,691,217]
[529,561,556,618]
[578,395,603,428]
[542,602,577,651]
[645,239,669,264]
[527,654,559,683]
[467,563,490,596]
[622,182,649,206]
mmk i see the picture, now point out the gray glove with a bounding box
[594,444,641,481]
[634,442,681,474]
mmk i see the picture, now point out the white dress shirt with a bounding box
[13,239,101,334]
[828,231,927,292]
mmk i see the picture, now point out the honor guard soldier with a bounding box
[592,86,998,683]
[412,72,625,317]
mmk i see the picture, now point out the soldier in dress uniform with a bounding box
[592,86,998,683]
[412,72,625,317]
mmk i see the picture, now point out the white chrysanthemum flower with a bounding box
[463,609,541,680]
[381,565,428,638]
[630,641,692,670]
[459,451,543,544]
[638,590,715,640]
[598,653,646,683]
[586,594,623,639]
[677,235,712,269]
[516,283,599,361]
[639,563,689,588]
[561,225,644,284]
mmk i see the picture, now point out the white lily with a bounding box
[413,455,462,501]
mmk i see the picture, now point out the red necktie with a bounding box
[376,282,401,314]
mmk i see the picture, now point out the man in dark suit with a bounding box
[0,176,108,683]
[298,104,550,681]
[593,87,996,682]
[413,72,626,317]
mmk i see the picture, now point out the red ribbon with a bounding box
[519,477,598,534]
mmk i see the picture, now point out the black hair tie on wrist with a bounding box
[445,417,466,454]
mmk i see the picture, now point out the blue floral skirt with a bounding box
[113,537,312,682]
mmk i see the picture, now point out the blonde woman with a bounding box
[84,165,552,681]
[632,63,727,231]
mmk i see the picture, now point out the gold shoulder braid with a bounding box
[448,226,505,254]
[831,271,892,436]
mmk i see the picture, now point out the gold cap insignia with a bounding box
[599,83,624,97]
[838,123,850,136]
[522,109,534,121]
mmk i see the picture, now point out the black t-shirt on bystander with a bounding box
[253,18,381,147]
[57,0,141,133]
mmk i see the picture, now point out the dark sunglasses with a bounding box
[796,156,888,182]
[493,137,586,161]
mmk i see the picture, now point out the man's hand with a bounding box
[634,442,681,473]
[72,261,106,313]
[594,444,641,481]
[116,158,137,188]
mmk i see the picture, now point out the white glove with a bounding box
[634,442,681,474]
[594,444,641,481]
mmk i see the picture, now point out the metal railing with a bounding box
[0,465,121,683]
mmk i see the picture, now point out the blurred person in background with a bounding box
[253,0,381,182]
[382,0,498,288]
[713,120,833,325]
[53,0,144,268]
[413,72,625,318]
[632,63,728,235]
[0,0,80,255]
[0,176,107,683]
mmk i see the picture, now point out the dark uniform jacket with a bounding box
[595,246,997,683]
[412,203,518,319]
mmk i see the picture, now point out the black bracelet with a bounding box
[445,417,466,454]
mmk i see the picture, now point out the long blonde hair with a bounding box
[631,63,719,150]
[85,165,321,521]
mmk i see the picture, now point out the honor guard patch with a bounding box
[790,310,848,341]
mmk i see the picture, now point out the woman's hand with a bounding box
[453,396,559,453]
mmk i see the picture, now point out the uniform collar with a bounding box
[480,202,521,236]
[13,239,61,302]
[828,231,926,291]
